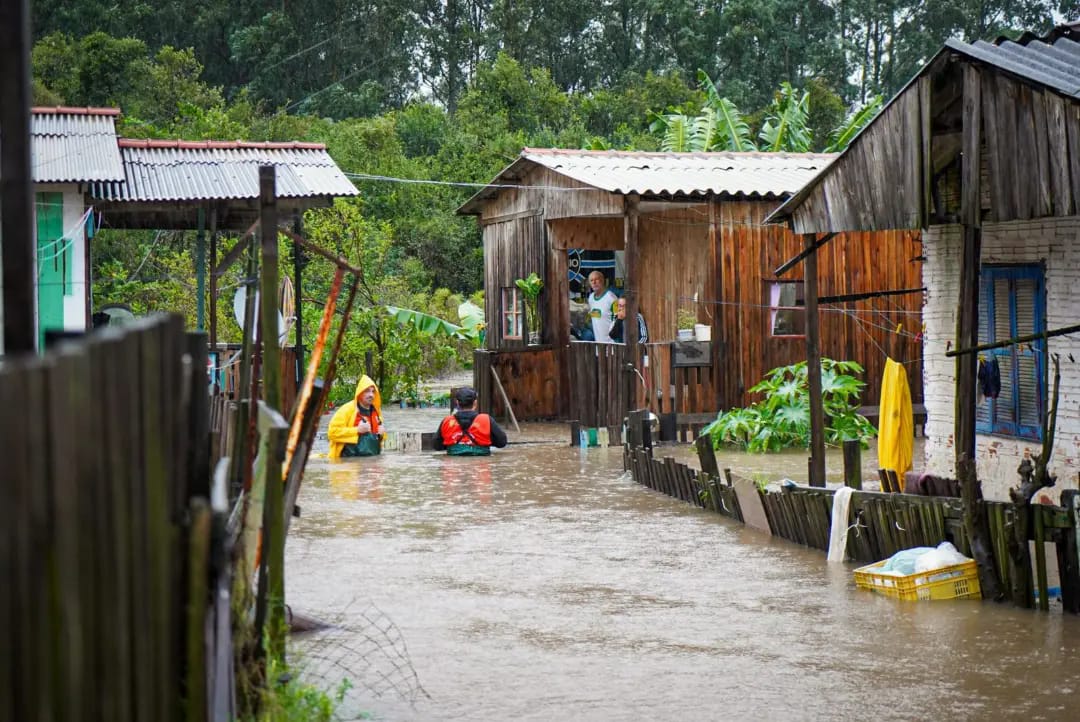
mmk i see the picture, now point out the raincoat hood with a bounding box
[354,374,382,417]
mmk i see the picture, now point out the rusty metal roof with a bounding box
[31,107,125,183]
[459,149,836,214]
[947,22,1080,99]
[91,139,359,202]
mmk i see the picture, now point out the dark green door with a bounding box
[36,192,67,348]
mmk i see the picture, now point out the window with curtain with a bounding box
[769,281,806,337]
[501,287,523,340]
[975,265,1045,440]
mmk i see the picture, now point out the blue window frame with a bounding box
[975,265,1045,440]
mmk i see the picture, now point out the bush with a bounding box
[705,359,876,452]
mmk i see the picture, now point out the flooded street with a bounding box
[286,410,1080,721]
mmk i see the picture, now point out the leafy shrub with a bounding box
[705,359,876,452]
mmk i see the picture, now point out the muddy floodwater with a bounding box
[286,410,1080,721]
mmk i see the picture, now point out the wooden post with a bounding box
[804,233,826,487]
[195,207,207,331]
[257,166,286,660]
[208,212,219,350]
[0,0,36,354]
[623,194,641,415]
[956,65,1002,599]
[1060,490,1080,614]
[843,440,863,490]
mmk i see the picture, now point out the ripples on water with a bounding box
[286,440,1080,721]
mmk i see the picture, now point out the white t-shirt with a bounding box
[587,289,618,342]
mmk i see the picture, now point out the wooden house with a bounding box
[459,149,922,427]
[25,107,125,349]
[768,22,1080,500]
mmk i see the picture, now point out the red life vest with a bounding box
[354,405,381,434]
[440,414,492,447]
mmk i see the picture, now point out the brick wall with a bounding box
[922,217,1080,501]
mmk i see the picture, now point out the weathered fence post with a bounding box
[842,440,862,490]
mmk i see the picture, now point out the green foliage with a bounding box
[824,95,885,153]
[705,359,876,453]
[758,82,812,152]
[245,656,352,722]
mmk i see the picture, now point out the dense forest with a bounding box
[30,0,1074,399]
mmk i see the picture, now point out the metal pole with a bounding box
[0,0,36,354]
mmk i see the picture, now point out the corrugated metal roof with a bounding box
[459,149,836,214]
[92,140,359,202]
[31,107,124,183]
[946,24,1080,99]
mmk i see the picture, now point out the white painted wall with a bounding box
[35,183,89,336]
[922,218,1080,501]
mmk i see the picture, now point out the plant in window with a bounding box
[515,272,544,344]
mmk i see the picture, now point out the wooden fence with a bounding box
[2,315,225,721]
[622,412,1080,614]
[568,341,627,427]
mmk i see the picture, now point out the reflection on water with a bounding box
[287,441,1080,721]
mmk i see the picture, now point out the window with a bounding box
[769,281,806,336]
[501,287,523,340]
[975,265,1045,440]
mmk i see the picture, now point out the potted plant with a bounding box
[515,272,544,345]
[677,307,696,341]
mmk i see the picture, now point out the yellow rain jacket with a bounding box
[328,375,383,459]
[878,358,913,477]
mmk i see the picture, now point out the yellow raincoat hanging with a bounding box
[877,358,913,477]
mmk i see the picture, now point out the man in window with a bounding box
[586,271,618,343]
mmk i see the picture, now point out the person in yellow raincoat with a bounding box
[328,375,383,458]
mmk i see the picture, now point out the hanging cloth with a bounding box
[878,358,914,478]
[978,356,1001,399]
[827,486,855,562]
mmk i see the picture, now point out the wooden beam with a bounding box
[624,194,641,414]
[0,0,35,353]
[278,228,364,277]
[946,322,1080,357]
[479,208,543,226]
[818,287,924,304]
[961,65,982,227]
[211,218,259,277]
[956,63,983,463]
[773,232,838,277]
[804,233,826,488]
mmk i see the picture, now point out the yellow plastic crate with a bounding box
[853,559,981,601]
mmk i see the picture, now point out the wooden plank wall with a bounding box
[788,60,1080,234]
[483,213,547,350]
[2,316,213,721]
[487,348,561,419]
[982,73,1080,222]
[639,203,923,409]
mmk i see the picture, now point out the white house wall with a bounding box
[922,218,1080,501]
[37,183,89,334]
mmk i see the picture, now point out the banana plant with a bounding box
[385,306,480,343]
[697,70,756,151]
[824,95,883,152]
[758,82,812,152]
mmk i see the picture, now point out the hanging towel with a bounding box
[978,356,1001,399]
[878,358,914,478]
[827,486,855,562]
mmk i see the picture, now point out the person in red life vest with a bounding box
[434,386,508,456]
[328,374,384,458]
